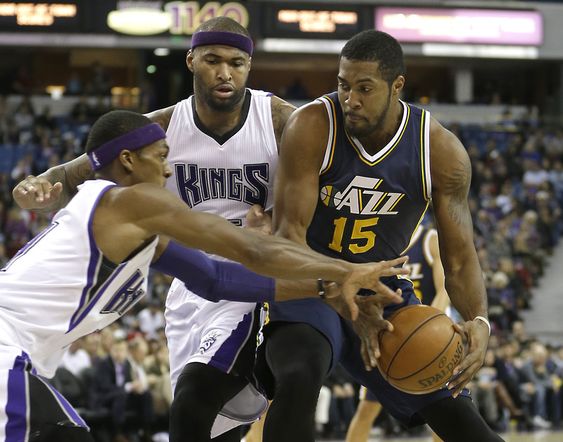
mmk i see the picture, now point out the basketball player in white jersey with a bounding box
[3,110,409,442]
[13,17,330,442]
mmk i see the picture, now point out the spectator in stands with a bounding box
[82,332,103,365]
[488,271,518,331]
[71,95,93,122]
[88,61,112,95]
[35,105,56,131]
[520,342,561,429]
[138,298,165,340]
[145,341,172,435]
[10,65,34,94]
[493,340,532,429]
[472,349,503,431]
[66,71,84,95]
[62,338,92,377]
[92,338,152,442]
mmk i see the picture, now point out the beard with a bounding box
[194,73,246,112]
[345,91,391,138]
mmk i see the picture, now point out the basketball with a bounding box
[377,305,465,395]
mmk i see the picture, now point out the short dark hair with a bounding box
[194,16,250,37]
[85,110,152,153]
[340,30,405,84]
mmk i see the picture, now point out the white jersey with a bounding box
[164,89,277,433]
[0,179,157,377]
[165,88,278,226]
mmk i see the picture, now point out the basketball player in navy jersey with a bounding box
[2,110,408,442]
[346,222,448,442]
[256,31,503,442]
[13,17,299,442]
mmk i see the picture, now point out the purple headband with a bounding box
[87,123,166,171]
[191,30,253,55]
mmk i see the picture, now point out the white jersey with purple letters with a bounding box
[0,179,157,440]
[164,89,277,433]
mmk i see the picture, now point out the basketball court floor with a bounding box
[322,429,563,441]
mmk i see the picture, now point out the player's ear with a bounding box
[118,150,135,173]
[186,50,194,73]
[392,75,405,96]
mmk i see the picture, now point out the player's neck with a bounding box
[357,100,403,154]
[193,96,245,136]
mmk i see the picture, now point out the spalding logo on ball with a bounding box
[377,305,465,395]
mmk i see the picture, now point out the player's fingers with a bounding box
[39,181,55,200]
[14,184,28,196]
[379,266,410,277]
[49,182,63,200]
[342,287,359,320]
[381,319,394,332]
[373,282,403,303]
[450,363,479,397]
[384,256,409,267]
[360,340,372,371]
[368,332,380,366]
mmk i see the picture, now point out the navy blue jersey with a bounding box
[307,92,431,264]
[403,225,437,305]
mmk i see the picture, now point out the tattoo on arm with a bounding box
[271,99,296,149]
[444,159,471,226]
[66,159,95,193]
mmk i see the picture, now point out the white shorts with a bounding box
[0,345,87,441]
[165,279,267,437]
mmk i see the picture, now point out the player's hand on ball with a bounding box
[352,292,401,370]
[12,175,63,210]
[341,256,408,320]
[447,319,489,398]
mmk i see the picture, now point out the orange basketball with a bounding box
[377,305,465,395]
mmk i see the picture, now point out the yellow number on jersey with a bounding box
[328,217,379,254]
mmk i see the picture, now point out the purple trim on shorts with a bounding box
[209,312,253,373]
[68,183,116,332]
[87,123,166,171]
[38,376,88,429]
[5,354,30,442]
[191,31,253,55]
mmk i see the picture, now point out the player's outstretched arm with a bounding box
[118,184,405,319]
[430,117,489,397]
[151,238,354,303]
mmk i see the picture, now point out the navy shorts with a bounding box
[266,297,344,370]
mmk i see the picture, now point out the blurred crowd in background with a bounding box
[0,91,561,441]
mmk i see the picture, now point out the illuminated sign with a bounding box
[264,5,364,39]
[108,8,171,35]
[0,2,76,26]
[107,1,248,36]
[375,7,543,46]
[277,9,357,33]
[167,1,248,35]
